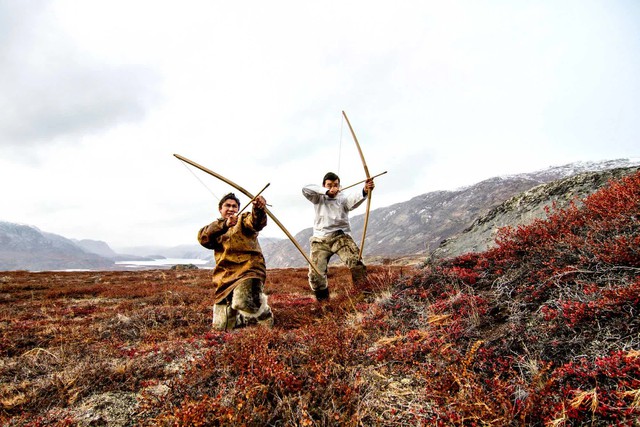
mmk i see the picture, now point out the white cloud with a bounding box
[1,0,639,249]
[0,1,160,154]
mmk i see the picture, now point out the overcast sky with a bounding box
[1,0,639,251]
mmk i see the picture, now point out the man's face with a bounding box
[219,199,239,218]
[323,179,340,198]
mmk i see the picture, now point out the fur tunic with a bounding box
[198,208,267,303]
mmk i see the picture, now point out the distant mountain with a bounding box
[72,239,119,258]
[264,158,640,267]
[0,223,279,271]
[0,222,114,271]
[0,224,216,271]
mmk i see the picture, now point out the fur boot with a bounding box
[314,287,330,301]
[212,303,237,331]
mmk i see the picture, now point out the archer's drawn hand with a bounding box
[364,178,375,194]
[326,186,340,197]
[252,195,267,210]
[226,215,239,227]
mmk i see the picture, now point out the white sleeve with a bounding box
[344,189,368,211]
[302,184,327,204]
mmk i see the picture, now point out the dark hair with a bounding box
[218,193,241,210]
[322,172,340,185]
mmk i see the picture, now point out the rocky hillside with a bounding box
[265,158,640,267]
[433,165,640,259]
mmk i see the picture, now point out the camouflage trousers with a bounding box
[212,278,274,331]
[308,231,367,292]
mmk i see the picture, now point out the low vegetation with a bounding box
[1,171,639,426]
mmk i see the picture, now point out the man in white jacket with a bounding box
[302,172,375,300]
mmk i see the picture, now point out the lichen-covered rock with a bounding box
[432,166,640,259]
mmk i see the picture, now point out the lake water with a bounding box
[115,258,211,268]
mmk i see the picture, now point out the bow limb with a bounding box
[174,154,322,276]
[341,111,372,261]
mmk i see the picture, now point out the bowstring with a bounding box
[179,160,220,200]
[337,113,344,176]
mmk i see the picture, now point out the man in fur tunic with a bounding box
[198,192,274,330]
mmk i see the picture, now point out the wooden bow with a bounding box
[341,110,372,261]
[174,153,322,276]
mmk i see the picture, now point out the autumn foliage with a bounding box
[1,171,639,426]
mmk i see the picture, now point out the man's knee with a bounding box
[231,279,263,314]
[233,292,266,314]
[231,280,272,324]
[349,260,367,285]
[344,255,360,269]
[308,270,327,291]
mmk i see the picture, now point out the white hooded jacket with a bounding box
[302,184,368,238]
